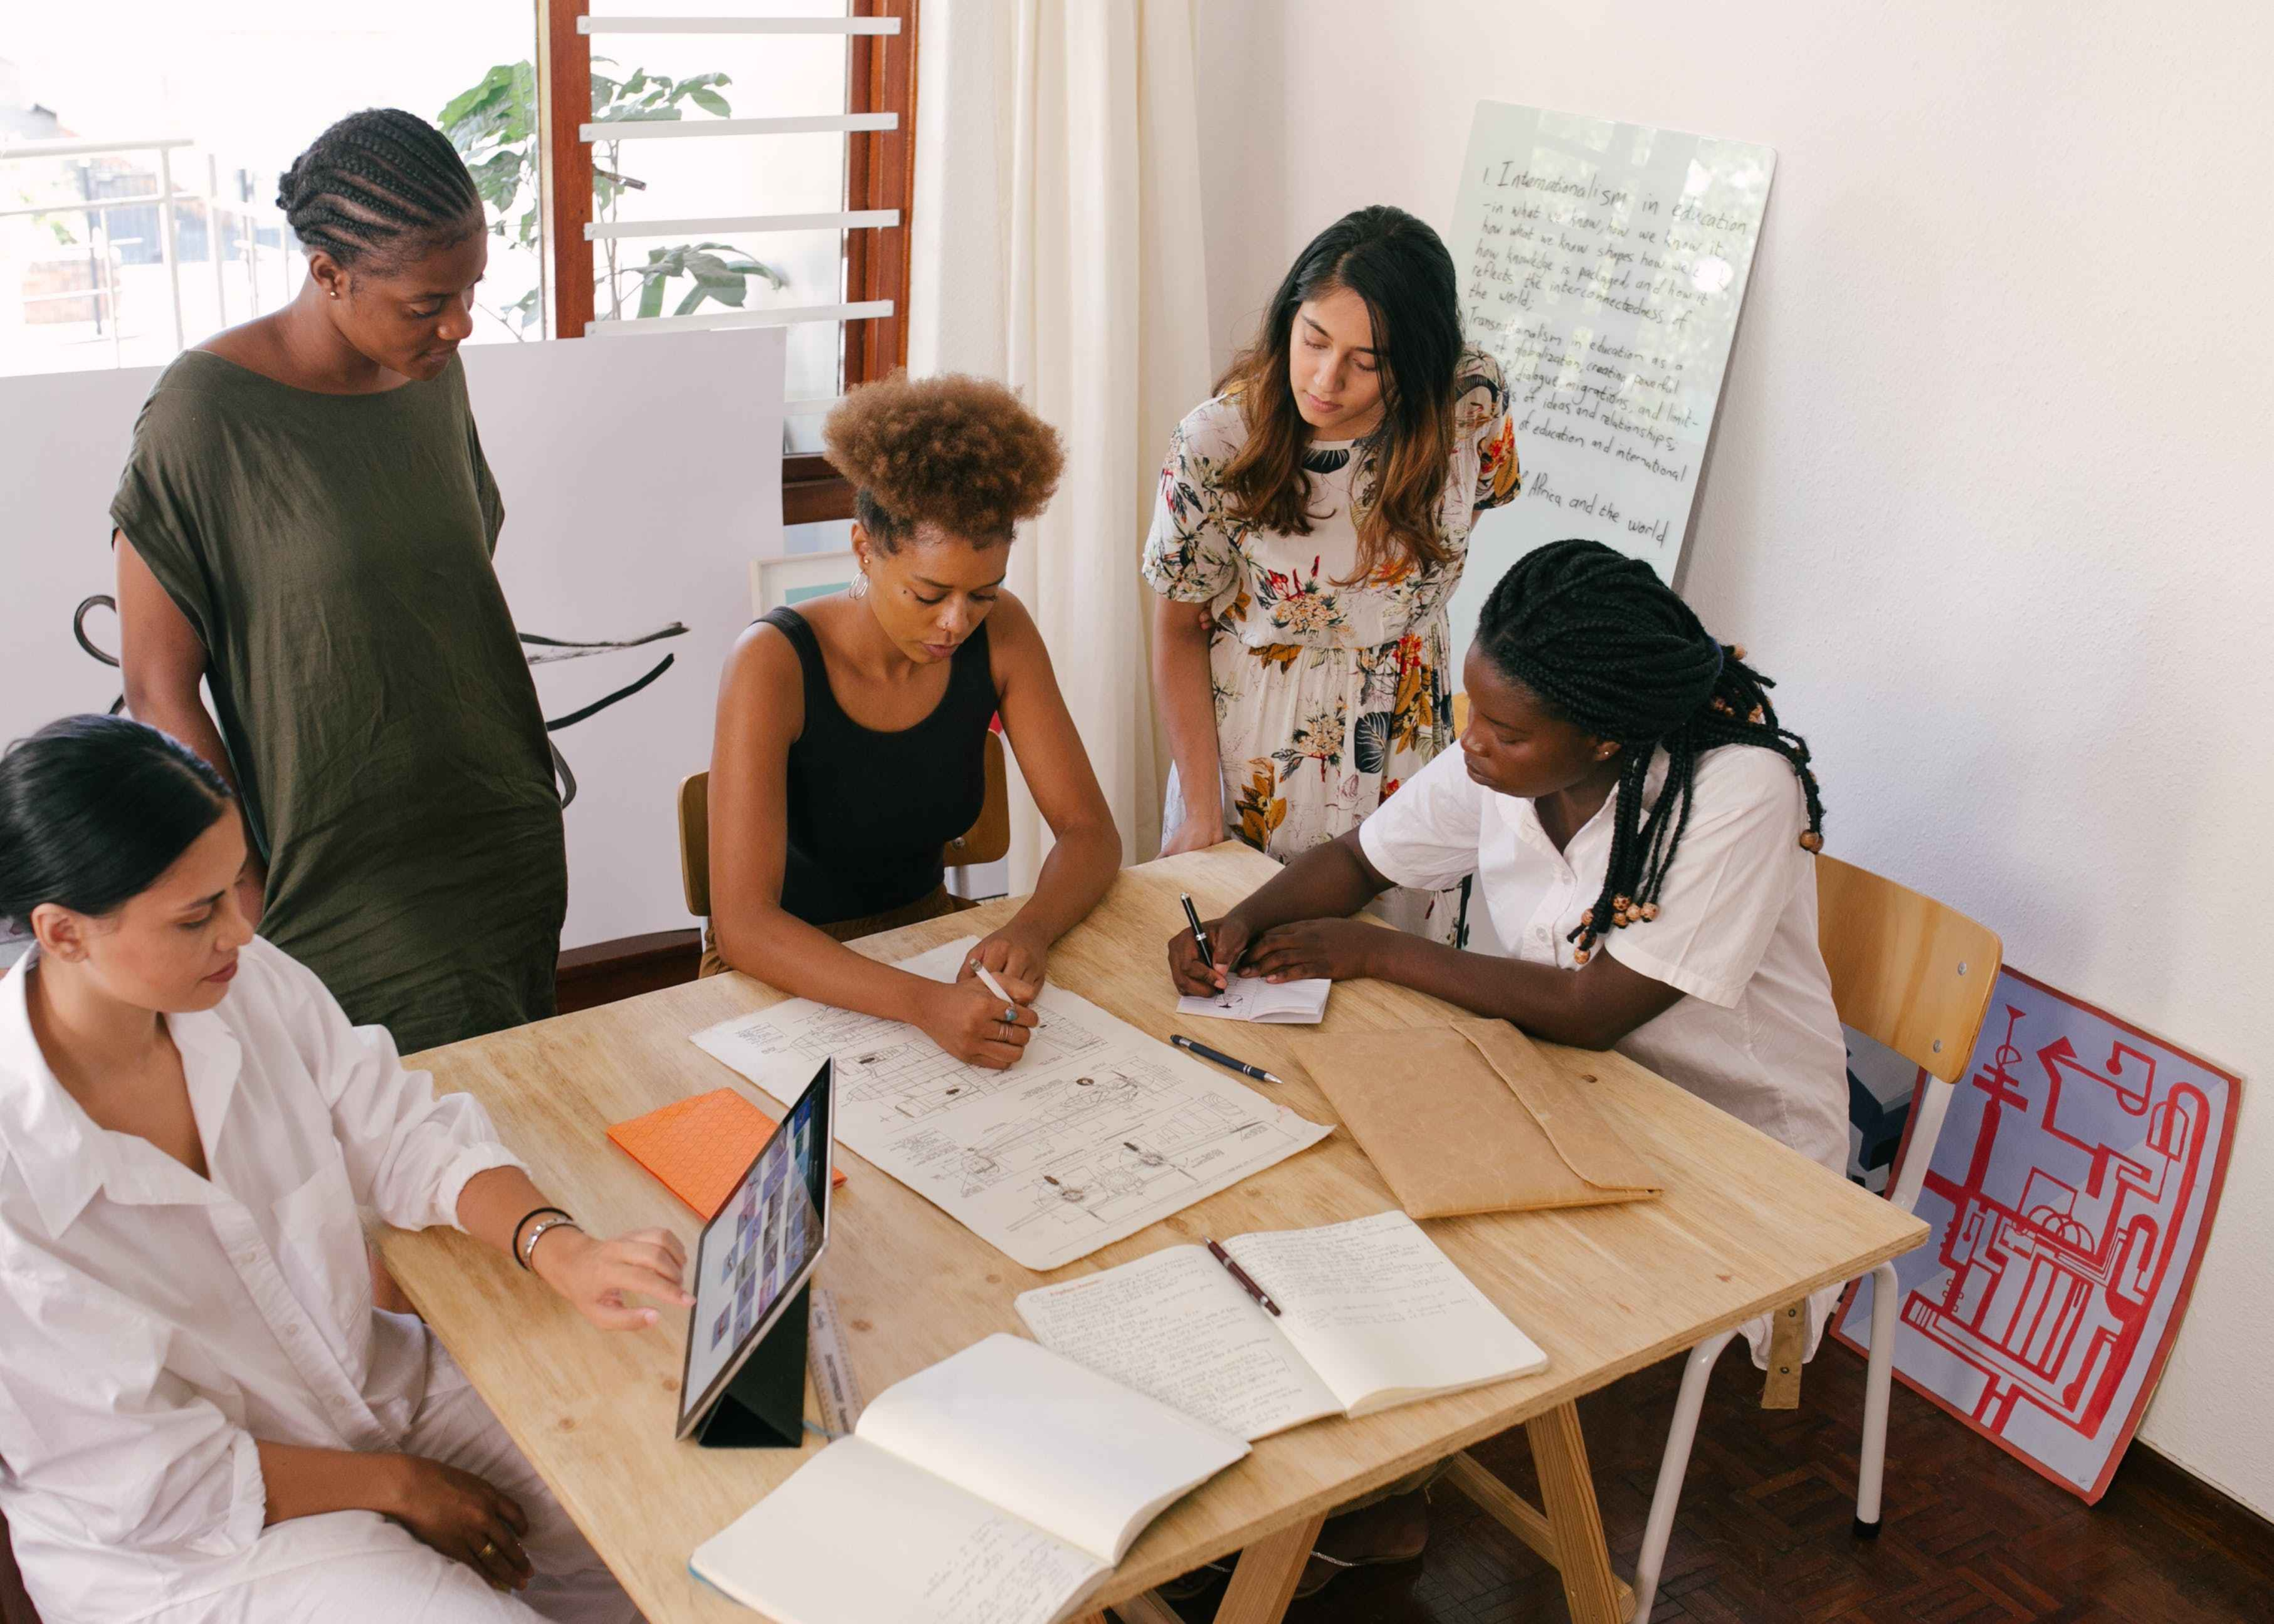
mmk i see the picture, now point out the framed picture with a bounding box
[751,551,857,616]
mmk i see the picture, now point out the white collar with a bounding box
[0,948,244,1235]
[1506,744,1675,859]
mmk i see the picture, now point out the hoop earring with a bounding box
[849,569,870,599]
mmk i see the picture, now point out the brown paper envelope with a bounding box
[1450,1018,1663,1201]
[1284,1021,1663,1220]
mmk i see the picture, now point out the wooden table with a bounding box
[382,846,1926,1624]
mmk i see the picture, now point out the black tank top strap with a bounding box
[758,606,837,735]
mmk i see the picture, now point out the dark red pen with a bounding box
[1205,1237,1282,1317]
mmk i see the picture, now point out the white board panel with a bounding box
[1444,102,1773,657]
[0,328,784,957]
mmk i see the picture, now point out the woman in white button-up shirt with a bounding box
[0,716,691,1624]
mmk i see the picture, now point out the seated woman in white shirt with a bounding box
[0,714,693,1624]
[1166,538,1848,1594]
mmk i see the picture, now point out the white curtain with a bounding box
[908,0,1211,885]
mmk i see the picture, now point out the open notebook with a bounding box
[1017,1210,1547,1441]
[1175,972,1330,1025]
[691,1334,1246,1624]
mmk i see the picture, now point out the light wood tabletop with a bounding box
[381,845,1926,1624]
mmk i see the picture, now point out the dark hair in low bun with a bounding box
[0,715,234,931]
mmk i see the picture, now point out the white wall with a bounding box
[1193,0,2274,1516]
[0,329,784,956]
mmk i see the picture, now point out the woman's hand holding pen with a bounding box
[960,925,1047,1004]
[1168,911,1254,995]
[917,976,1039,1069]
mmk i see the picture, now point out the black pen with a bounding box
[1179,892,1216,973]
[1171,1032,1284,1087]
[1206,1237,1282,1316]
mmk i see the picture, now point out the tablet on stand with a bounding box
[675,1060,836,1449]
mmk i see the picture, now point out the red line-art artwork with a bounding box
[1833,966,2239,1502]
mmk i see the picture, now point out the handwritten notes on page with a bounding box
[1175,972,1330,1026]
[1444,103,1774,646]
[1018,1212,1547,1437]
[691,938,1332,1271]
[1016,1245,1342,1441]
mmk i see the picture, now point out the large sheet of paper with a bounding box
[1443,102,1774,651]
[691,941,1332,1271]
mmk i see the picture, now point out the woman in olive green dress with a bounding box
[111,108,565,1055]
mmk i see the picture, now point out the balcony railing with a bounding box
[0,135,295,368]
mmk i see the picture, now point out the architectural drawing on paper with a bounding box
[690,938,1333,1270]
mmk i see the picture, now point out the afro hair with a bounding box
[822,371,1064,547]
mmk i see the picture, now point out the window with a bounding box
[536,0,919,521]
[0,3,545,379]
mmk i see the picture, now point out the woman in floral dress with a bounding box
[1146,205,1519,941]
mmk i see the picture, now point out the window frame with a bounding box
[538,0,920,526]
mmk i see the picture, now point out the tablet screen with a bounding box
[678,1062,833,1435]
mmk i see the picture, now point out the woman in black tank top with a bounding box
[704,374,1121,1071]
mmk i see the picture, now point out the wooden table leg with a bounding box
[1761,1297,1806,1409]
[1212,1510,1326,1624]
[1110,1592,1187,1624]
[1527,1401,1626,1624]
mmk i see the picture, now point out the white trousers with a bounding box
[139,1351,639,1624]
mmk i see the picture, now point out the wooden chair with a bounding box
[677,731,1011,919]
[1620,856,2001,1620]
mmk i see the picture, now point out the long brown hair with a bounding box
[1215,205,1464,583]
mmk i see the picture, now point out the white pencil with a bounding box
[972,962,1029,1020]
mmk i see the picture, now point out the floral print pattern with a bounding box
[1143,346,1519,943]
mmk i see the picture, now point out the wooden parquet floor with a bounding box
[1163,1341,2274,1624]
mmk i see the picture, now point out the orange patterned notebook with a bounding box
[608,1089,845,1219]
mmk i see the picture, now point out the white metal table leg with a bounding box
[1631,1329,1739,1624]
[1854,1259,1901,1535]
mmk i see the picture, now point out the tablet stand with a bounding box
[691,1284,811,1450]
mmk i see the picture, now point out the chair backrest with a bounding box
[946,731,1011,868]
[676,730,1011,917]
[1814,853,2002,1084]
[678,771,712,917]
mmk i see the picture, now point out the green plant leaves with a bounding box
[439,59,776,329]
[440,62,535,149]
[632,241,790,318]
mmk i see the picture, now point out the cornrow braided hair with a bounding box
[275,108,481,268]
[1475,538,1826,965]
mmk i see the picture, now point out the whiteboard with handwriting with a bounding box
[1445,103,1773,648]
